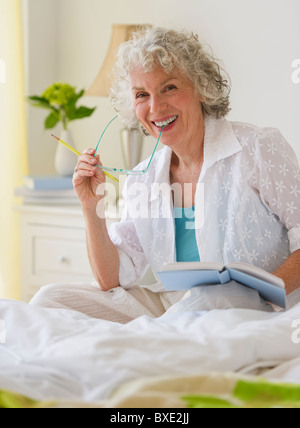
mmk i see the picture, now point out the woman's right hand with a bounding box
[73,148,107,209]
[73,148,120,291]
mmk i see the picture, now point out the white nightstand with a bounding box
[15,203,120,302]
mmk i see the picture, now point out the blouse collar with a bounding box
[153,116,242,184]
[203,116,242,171]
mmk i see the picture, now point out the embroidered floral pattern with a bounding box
[109,118,300,288]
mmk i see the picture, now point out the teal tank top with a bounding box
[174,206,200,262]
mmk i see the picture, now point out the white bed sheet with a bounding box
[0,298,299,403]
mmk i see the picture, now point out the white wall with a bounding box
[22,0,59,175]
[23,0,300,175]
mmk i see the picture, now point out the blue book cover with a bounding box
[157,262,286,308]
[23,176,74,191]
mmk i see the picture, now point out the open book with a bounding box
[157,262,286,308]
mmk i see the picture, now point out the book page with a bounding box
[227,262,285,289]
[162,262,224,272]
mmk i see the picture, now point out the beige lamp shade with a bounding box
[85,24,145,97]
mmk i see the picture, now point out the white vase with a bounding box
[55,129,77,176]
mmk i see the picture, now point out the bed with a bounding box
[0,284,299,408]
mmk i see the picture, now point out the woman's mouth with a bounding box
[152,115,178,129]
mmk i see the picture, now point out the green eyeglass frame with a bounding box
[94,115,164,176]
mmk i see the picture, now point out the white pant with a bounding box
[30,281,276,324]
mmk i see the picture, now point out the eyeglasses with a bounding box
[94,115,164,176]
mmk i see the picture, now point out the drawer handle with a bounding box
[59,257,69,264]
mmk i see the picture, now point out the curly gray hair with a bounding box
[110,26,231,132]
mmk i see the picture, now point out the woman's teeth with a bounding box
[154,115,178,128]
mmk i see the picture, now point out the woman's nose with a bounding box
[150,95,167,114]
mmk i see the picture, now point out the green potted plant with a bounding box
[28,82,96,176]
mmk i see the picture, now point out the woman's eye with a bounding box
[136,92,148,99]
[165,85,176,92]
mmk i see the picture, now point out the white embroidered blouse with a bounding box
[109,117,300,289]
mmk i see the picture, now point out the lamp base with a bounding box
[120,129,143,170]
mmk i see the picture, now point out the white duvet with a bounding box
[0,298,299,403]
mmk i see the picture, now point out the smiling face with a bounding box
[131,66,205,152]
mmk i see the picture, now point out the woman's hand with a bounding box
[73,148,120,291]
[73,148,107,209]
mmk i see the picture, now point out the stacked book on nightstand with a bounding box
[15,176,79,205]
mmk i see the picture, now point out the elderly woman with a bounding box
[31,27,300,320]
